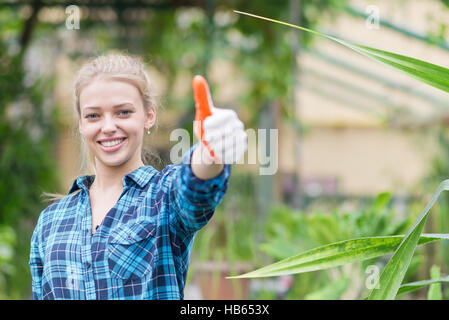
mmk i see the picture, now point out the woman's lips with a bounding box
[97,138,127,152]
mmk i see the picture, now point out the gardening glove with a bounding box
[192,75,247,164]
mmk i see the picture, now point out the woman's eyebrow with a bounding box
[83,103,135,110]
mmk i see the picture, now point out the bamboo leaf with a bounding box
[427,265,443,300]
[397,275,449,296]
[226,233,449,279]
[234,10,449,93]
[367,215,427,299]
[367,180,449,300]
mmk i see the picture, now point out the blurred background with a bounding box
[1,0,449,299]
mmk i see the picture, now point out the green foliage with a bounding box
[229,11,449,300]
[397,271,449,297]
[368,179,449,299]
[231,234,445,279]
[192,170,258,263]
[0,8,60,298]
[239,193,419,299]
[0,225,16,299]
[236,10,449,94]
[427,265,443,300]
[260,193,411,261]
[137,0,349,130]
[230,182,449,299]
[423,127,449,276]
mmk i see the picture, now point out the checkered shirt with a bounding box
[29,144,231,299]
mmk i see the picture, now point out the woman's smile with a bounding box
[97,137,127,152]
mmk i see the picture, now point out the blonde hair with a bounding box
[41,51,162,203]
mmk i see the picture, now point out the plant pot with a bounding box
[194,261,253,300]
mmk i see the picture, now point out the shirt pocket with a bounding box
[107,222,158,280]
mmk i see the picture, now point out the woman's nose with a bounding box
[101,115,117,133]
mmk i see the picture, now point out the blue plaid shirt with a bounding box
[29,145,231,300]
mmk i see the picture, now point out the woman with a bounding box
[29,52,247,300]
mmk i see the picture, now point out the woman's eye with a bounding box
[85,114,98,119]
[119,110,131,116]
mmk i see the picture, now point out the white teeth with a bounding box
[100,138,125,147]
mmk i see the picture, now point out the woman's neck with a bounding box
[90,158,145,193]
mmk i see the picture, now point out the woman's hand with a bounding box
[192,75,248,166]
[201,106,248,164]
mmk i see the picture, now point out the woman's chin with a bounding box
[94,154,131,168]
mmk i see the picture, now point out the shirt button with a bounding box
[86,262,91,269]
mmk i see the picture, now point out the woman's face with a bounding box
[78,77,155,169]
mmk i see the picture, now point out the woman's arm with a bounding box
[190,143,224,180]
[167,76,247,235]
[166,145,231,236]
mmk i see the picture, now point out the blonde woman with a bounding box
[29,52,247,300]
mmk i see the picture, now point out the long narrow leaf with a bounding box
[368,180,449,300]
[427,265,443,300]
[234,10,449,93]
[397,275,449,295]
[227,233,449,279]
[367,215,427,299]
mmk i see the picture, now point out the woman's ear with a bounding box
[145,106,156,130]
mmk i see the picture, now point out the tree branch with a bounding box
[20,0,43,52]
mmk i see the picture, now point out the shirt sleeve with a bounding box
[167,143,231,236]
[29,216,43,300]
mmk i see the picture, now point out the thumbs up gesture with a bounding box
[192,75,247,164]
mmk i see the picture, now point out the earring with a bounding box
[147,128,151,135]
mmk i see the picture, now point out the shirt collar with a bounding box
[67,165,158,195]
[124,165,158,189]
[67,175,93,195]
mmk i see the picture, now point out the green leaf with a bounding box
[226,233,448,279]
[234,10,449,93]
[398,275,449,296]
[367,216,427,299]
[427,265,443,300]
[367,180,449,300]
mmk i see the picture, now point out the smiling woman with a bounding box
[78,77,155,173]
[74,53,159,180]
[30,51,247,300]
[76,73,158,231]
